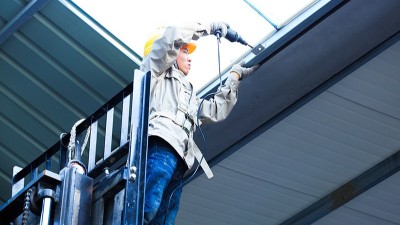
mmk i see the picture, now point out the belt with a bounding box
[179,114,194,136]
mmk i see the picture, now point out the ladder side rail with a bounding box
[122,70,150,225]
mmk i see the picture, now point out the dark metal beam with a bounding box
[0,0,50,46]
[280,150,400,225]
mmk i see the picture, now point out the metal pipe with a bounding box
[40,197,53,225]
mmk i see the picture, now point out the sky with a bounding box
[70,0,317,91]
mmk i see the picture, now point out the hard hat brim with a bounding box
[183,42,196,54]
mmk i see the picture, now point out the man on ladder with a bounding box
[140,21,259,225]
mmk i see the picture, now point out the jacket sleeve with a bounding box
[198,76,241,124]
[141,22,212,76]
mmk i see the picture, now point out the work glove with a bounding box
[230,60,259,80]
[209,22,229,38]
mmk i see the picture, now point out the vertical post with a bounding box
[60,135,68,171]
[45,153,52,171]
[104,108,114,158]
[31,167,38,182]
[88,121,98,172]
[74,133,84,162]
[90,197,105,225]
[122,70,150,225]
[12,166,24,196]
[39,197,53,225]
[120,94,131,146]
[112,191,125,224]
[54,167,93,225]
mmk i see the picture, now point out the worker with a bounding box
[140,21,259,225]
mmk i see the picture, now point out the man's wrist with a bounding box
[230,71,241,81]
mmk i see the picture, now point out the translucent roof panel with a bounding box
[70,0,320,91]
[245,0,318,28]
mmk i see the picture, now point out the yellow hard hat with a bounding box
[143,27,197,57]
[143,33,162,57]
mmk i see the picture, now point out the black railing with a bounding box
[0,70,151,225]
[13,81,133,184]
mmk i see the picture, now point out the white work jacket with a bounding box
[140,22,241,178]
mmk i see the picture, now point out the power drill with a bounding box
[214,28,253,49]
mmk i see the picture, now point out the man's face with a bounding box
[177,45,191,75]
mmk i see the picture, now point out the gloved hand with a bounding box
[230,60,259,80]
[209,22,229,38]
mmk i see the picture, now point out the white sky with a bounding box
[71,0,317,91]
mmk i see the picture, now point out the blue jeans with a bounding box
[144,136,186,225]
